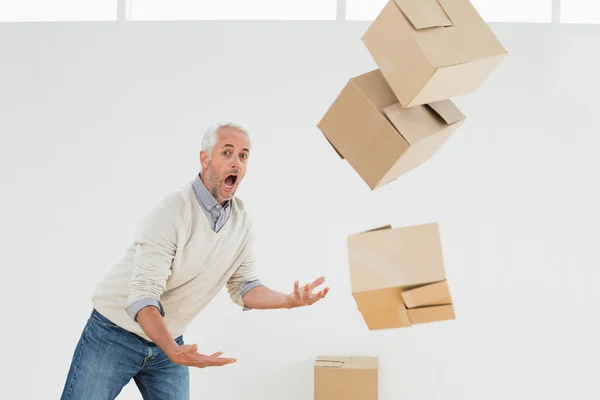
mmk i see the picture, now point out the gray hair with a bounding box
[201,120,250,156]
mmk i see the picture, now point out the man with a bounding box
[60,121,329,400]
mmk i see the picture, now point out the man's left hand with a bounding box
[285,276,330,308]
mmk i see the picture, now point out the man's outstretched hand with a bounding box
[285,276,330,308]
[167,344,237,368]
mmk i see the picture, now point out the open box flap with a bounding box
[401,279,452,308]
[315,356,378,369]
[427,99,465,125]
[393,0,453,29]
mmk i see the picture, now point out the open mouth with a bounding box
[224,174,237,189]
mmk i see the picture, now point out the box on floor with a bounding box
[347,222,455,330]
[314,356,378,400]
[318,69,466,190]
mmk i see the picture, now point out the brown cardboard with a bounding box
[408,304,455,324]
[347,222,455,329]
[318,69,465,190]
[314,356,378,400]
[361,0,507,108]
[353,287,411,329]
[401,280,452,308]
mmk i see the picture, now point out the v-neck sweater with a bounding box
[90,181,257,341]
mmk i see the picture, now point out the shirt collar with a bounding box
[191,173,230,211]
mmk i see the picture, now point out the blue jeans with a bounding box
[61,309,189,400]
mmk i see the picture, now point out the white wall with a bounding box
[1,20,599,400]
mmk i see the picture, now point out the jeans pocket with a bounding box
[90,309,120,328]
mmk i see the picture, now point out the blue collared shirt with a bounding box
[191,172,232,232]
[125,173,263,321]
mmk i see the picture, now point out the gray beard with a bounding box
[205,165,224,201]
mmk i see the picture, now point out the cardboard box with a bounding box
[361,0,507,108]
[314,356,378,400]
[347,222,455,330]
[318,69,466,190]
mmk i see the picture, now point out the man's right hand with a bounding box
[167,343,237,368]
[135,306,237,368]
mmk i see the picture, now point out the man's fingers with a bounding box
[294,281,301,299]
[207,357,237,366]
[309,290,324,304]
[309,276,326,290]
[190,353,237,368]
[303,284,310,302]
[293,279,329,307]
[207,352,235,362]
[309,287,331,305]
[180,344,198,353]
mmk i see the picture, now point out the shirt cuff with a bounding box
[240,279,264,311]
[126,298,165,321]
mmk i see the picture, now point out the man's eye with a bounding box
[241,154,248,159]
[223,151,230,155]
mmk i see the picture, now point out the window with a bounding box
[131,0,337,20]
[346,0,552,23]
[470,0,551,23]
[345,0,387,21]
[0,0,117,22]
[561,0,600,23]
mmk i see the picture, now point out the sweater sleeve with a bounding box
[125,191,184,320]
[226,230,261,308]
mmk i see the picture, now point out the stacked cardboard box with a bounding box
[348,222,454,330]
[318,0,507,189]
[318,69,467,190]
[317,0,507,332]
[314,356,378,400]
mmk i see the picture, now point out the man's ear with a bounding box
[200,150,209,170]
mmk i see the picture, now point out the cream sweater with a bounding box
[91,182,258,341]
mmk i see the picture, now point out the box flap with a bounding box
[316,360,345,368]
[352,69,402,113]
[315,356,349,368]
[393,0,453,30]
[383,101,460,145]
[407,304,455,325]
[413,3,508,68]
[426,100,465,125]
[315,356,378,370]
[360,224,392,234]
[401,280,452,308]
[353,287,411,330]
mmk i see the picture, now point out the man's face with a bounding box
[200,127,251,204]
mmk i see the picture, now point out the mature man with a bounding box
[60,121,329,400]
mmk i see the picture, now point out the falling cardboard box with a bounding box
[318,69,465,190]
[314,356,378,400]
[362,0,507,108]
[347,222,455,330]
